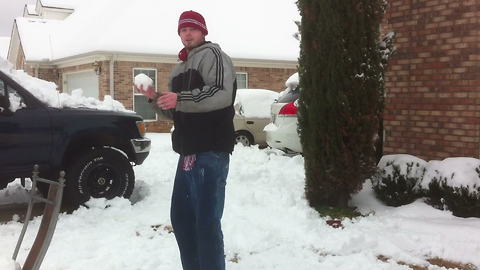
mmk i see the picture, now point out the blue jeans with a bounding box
[171,151,229,270]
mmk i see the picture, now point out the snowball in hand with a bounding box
[134,73,153,90]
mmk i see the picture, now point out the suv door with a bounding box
[0,75,52,178]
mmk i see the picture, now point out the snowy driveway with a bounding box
[1,133,479,269]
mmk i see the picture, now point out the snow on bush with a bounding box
[372,154,427,206]
[377,154,427,179]
[421,158,480,193]
[421,158,480,217]
[374,154,480,217]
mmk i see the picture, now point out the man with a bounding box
[135,10,236,270]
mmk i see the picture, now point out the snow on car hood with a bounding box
[0,57,131,113]
[234,89,279,118]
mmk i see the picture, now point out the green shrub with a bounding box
[426,175,480,218]
[372,161,425,206]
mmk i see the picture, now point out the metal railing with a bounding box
[12,165,65,270]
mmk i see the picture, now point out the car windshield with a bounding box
[277,86,300,103]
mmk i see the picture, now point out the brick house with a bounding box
[382,0,480,160]
[6,0,298,132]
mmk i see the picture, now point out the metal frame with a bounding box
[12,165,65,270]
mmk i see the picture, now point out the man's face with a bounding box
[179,27,205,51]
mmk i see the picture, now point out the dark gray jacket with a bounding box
[152,42,237,155]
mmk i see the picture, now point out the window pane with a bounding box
[6,85,26,110]
[134,69,156,87]
[236,73,247,89]
[133,68,157,120]
[134,95,156,120]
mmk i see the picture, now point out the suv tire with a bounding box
[64,148,134,206]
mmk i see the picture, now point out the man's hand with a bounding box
[134,84,157,99]
[157,92,178,110]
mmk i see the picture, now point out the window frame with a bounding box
[132,68,158,122]
[235,72,248,89]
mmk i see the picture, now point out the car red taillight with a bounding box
[278,101,298,116]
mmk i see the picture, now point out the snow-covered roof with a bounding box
[16,0,300,62]
[40,0,80,9]
[0,37,10,59]
[16,18,60,61]
[26,4,38,15]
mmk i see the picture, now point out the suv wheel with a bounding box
[65,148,134,206]
[235,131,254,146]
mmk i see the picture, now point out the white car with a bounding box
[264,73,302,153]
[233,89,279,146]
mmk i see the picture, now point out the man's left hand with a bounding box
[157,92,178,110]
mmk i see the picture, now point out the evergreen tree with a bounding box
[297,0,386,207]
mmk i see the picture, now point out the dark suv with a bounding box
[0,69,151,206]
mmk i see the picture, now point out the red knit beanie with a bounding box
[178,10,208,36]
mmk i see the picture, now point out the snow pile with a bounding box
[0,57,130,112]
[234,89,279,118]
[0,257,19,270]
[1,134,480,269]
[134,73,153,91]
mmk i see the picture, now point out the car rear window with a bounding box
[277,86,300,103]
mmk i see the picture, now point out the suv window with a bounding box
[0,80,26,112]
[0,80,5,96]
[277,86,300,103]
[0,80,10,114]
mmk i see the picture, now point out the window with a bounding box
[0,80,7,114]
[0,80,25,113]
[133,68,157,121]
[235,72,248,89]
[0,80,5,96]
[7,84,26,111]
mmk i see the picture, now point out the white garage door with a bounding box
[63,70,99,99]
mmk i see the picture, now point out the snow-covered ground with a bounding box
[1,133,480,270]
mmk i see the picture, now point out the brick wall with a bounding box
[382,0,480,160]
[38,68,59,86]
[236,66,297,91]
